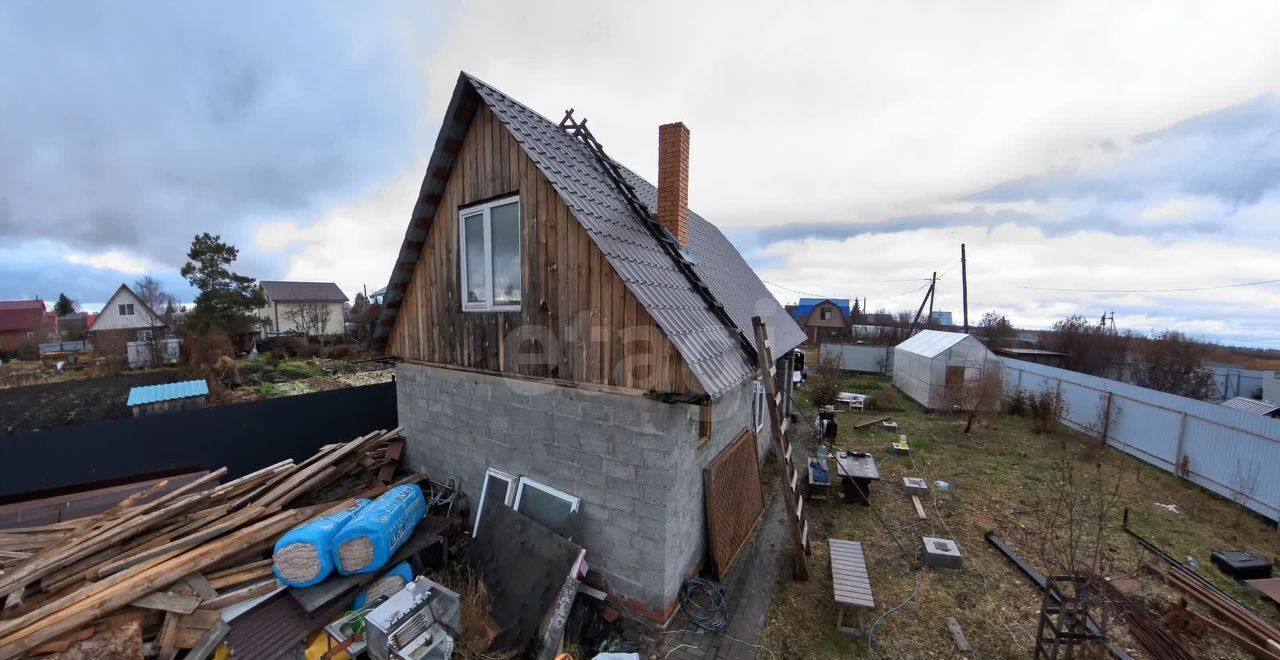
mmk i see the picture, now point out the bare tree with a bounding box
[950,357,1004,433]
[1046,315,1131,378]
[978,311,1016,349]
[1026,457,1124,656]
[1130,331,1215,399]
[282,302,333,342]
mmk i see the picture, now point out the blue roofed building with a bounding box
[788,298,851,344]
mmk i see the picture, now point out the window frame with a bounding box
[137,329,153,342]
[752,379,766,432]
[119,303,135,316]
[472,468,517,537]
[821,307,832,321]
[513,477,580,531]
[459,194,522,313]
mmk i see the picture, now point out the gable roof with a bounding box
[89,284,164,330]
[374,72,804,397]
[260,281,348,303]
[0,300,47,333]
[791,298,851,322]
[896,329,974,358]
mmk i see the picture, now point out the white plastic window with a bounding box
[514,477,580,536]
[119,303,135,316]
[459,195,521,311]
[473,468,517,537]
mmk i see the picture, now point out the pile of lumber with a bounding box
[1145,564,1280,659]
[0,428,414,660]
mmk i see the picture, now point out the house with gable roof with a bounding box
[374,72,804,619]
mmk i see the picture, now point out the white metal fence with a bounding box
[127,338,181,369]
[1003,358,1280,522]
[819,343,894,375]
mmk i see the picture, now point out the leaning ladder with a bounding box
[752,316,811,580]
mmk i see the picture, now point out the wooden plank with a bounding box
[0,508,315,658]
[200,578,280,610]
[945,617,971,652]
[852,415,892,429]
[129,592,202,614]
[184,620,229,660]
[912,495,928,520]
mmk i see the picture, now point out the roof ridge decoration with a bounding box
[556,109,758,363]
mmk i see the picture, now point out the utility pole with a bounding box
[961,243,969,333]
[926,271,937,328]
[909,277,937,334]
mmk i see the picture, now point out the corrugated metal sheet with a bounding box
[126,379,209,406]
[1004,358,1280,521]
[1220,397,1280,416]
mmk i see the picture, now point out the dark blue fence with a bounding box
[0,382,397,500]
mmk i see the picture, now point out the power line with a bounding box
[1018,278,1280,294]
[761,278,929,301]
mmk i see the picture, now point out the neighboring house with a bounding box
[58,312,92,341]
[894,329,1000,409]
[1266,371,1280,405]
[258,281,348,338]
[789,297,851,344]
[89,285,168,360]
[929,310,954,327]
[373,72,805,620]
[0,300,56,356]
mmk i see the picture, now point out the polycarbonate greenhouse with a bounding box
[893,330,1000,409]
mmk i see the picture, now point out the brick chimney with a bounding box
[657,122,690,247]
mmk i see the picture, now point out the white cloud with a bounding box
[253,164,425,298]
[759,224,1280,347]
[1138,198,1224,222]
[421,0,1280,229]
[65,250,162,275]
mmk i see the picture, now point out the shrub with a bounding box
[1005,389,1030,416]
[1029,390,1066,434]
[806,355,842,407]
[867,386,900,412]
[323,344,354,359]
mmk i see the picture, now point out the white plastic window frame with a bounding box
[513,477,580,524]
[753,379,766,432]
[458,194,521,312]
[472,468,517,537]
[119,303,135,316]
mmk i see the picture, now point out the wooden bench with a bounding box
[829,539,874,635]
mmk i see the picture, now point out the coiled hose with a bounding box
[680,576,728,632]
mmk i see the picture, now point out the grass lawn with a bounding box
[760,371,1279,659]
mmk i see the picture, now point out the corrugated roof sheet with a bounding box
[126,380,209,406]
[260,281,348,303]
[895,330,972,358]
[372,73,803,397]
[1220,397,1280,416]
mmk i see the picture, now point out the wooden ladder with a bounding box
[752,316,810,580]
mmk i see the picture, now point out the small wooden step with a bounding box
[801,520,811,555]
[790,468,799,492]
[779,418,789,436]
[796,496,804,519]
[784,444,792,464]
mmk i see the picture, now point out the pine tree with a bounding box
[179,233,266,336]
[53,293,77,316]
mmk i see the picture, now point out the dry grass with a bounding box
[430,566,518,660]
[762,372,1278,659]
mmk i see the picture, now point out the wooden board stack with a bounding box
[0,427,414,660]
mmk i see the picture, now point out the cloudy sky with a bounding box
[3,1,1278,347]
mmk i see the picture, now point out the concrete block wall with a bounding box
[396,363,769,620]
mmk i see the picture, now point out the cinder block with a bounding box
[922,537,962,569]
[903,477,928,495]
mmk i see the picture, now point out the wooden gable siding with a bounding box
[388,104,701,395]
